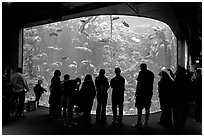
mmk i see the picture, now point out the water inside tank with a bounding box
[23,15,177,115]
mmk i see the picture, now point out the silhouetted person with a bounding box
[74,77,81,109]
[80,74,96,125]
[60,74,70,126]
[186,70,194,103]
[2,67,13,106]
[11,67,29,118]
[158,71,173,126]
[49,70,62,119]
[3,67,13,81]
[33,80,47,108]
[172,66,191,130]
[95,69,110,124]
[110,67,125,124]
[2,67,14,123]
[167,65,182,79]
[132,63,154,128]
[192,68,202,122]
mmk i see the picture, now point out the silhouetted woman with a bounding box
[172,67,191,130]
[158,71,173,126]
[60,74,71,126]
[80,74,96,125]
[49,70,62,119]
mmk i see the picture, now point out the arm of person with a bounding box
[167,68,174,79]
[123,78,125,91]
[41,86,47,92]
[106,78,110,89]
[21,74,29,92]
[110,79,113,88]
[95,77,99,91]
[135,81,141,96]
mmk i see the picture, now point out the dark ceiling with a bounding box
[2,2,202,61]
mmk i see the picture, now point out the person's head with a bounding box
[196,68,202,76]
[63,74,70,81]
[99,69,105,76]
[159,71,162,77]
[54,70,61,77]
[159,71,170,79]
[38,80,43,85]
[76,77,81,85]
[6,68,12,75]
[3,67,12,76]
[114,67,121,75]
[175,66,186,78]
[17,67,23,74]
[140,63,147,71]
[84,74,92,82]
[177,65,182,70]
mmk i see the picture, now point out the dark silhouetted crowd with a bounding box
[2,64,202,131]
[2,67,29,124]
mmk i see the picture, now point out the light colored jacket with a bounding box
[11,72,29,92]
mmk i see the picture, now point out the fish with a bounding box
[52,62,63,66]
[47,46,62,50]
[122,21,129,27]
[61,56,69,60]
[72,61,77,65]
[75,46,92,52]
[103,45,110,48]
[99,38,107,42]
[83,42,88,46]
[43,62,48,65]
[68,64,77,68]
[80,20,86,23]
[49,32,58,37]
[112,17,120,20]
[56,29,62,32]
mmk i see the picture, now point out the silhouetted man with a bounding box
[193,68,202,122]
[132,63,154,128]
[95,69,110,124]
[11,67,29,117]
[110,67,125,124]
[193,69,202,122]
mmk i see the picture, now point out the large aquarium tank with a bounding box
[23,15,177,115]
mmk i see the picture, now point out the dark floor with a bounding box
[2,106,202,135]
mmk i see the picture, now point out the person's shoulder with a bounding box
[11,72,19,77]
[95,75,101,80]
[138,70,144,76]
[34,84,37,88]
[120,75,125,79]
[103,76,108,81]
[147,69,154,75]
[110,76,116,81]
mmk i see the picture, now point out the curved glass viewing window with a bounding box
[23,15,177,115]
